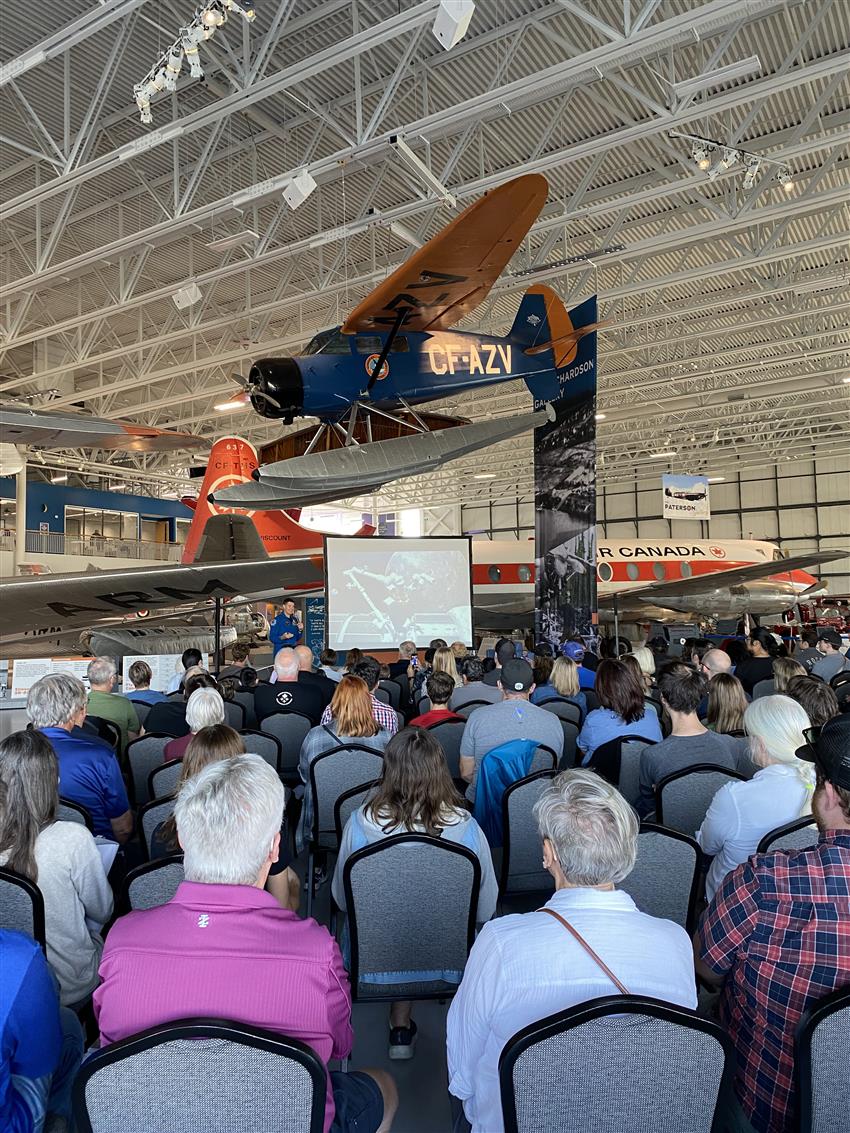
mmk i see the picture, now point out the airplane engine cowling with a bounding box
[248,358,304,422]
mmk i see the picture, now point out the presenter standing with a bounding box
[269,599,302,653]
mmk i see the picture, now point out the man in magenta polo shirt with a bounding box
[94,755,397,1133]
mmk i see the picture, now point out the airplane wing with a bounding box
[599,550,847,605]
[0,405,204,452]
[0,552,322,638]
[341,174,549,334]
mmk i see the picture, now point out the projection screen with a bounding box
[325,535,473,651]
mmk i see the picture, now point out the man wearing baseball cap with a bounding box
[562,640,596,690]
[459,658,564,803]
[812,627,849,683]
[696,714,850,1133]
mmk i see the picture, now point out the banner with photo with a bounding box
[662,474,711,520]
[534,294,598,649]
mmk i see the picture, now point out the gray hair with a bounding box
[399,640,416,658]
[87,657,117,687]
[533,769,638,886]
[27,673,87,729]
[274,647,299,679]
[186,687,225,733]
[175,753,285,885]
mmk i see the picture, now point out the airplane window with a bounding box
[488,565,502,582]
[653,562,667,580]
[304,330,350,355]
[518,565,532,583]
[598,562,613,583]
[680,561,692,578]
[391,336,409,353]
[355,335,382,353]
[626,563,640,581]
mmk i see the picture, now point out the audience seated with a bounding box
[94,754,398,1133]
[295,644,334,710]
[532,656,587,721]
[86,656,140,754]
[449,657,501,711]
[786,674,840,726]
[0,734,113,1007]
[447,769,698,1133]
[722,637,749,671]
[705,672,748,735]
[388,640,416,680]
[0,927,84,1133]
[637,663,741,818]
[166,647,202,694]
[332,730,497,1061]
[144,669,217,737]
[734,628,780,695]
[696,715,850,1133]
[529,654,554,702]
[577,659,662,765]
[561,640,596,689]
[459,659,563,802]
[297,676,394,856]
[753,655,806,699]
[481,639,517,688]
[409,672,463,728]
[254,648,324,725]
[629,645,656,692]
[792,625,821,673]
[163,687,225,762]
[217,642,253,681]
[320,648,344,683]
[28,673,132,843]
[124,660,167,706]
[432,646,461,689]
[697,695,814,901]
[811,627,849,682]
[343,648,364,674]
[321,657,398,735]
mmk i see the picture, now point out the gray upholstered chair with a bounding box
[57,797,94,831]
[333,781,381,849]
[757,816,819,854]
[379,681,401,709]
[655,764,747,836]
[121,856,185,912]
[72,1018,326,1133]
[539,698,582,727]
[0,867,46,951]
[454,699,491,720]
[619,824,701,933]
[260,712,313,779]
[796,985,850,1133]
[240,730,282,773]
[128,700,152,729]
[139,796,177,859]
[233,691,257,730]
[373,686,391,705]
[426,718,466,778]
[499,995,734,1133]
[148,760,183,802]
[500,770,557,899]
[127,734,174,806]
[222,700,245,730]
[342,833,480,1002]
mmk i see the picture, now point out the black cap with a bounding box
[817,628,843,648]
[796,716,850,790]
[499,658,534,692]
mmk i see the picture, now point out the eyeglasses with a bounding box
[802,725,823,744]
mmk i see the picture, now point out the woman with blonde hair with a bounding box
[432,646,461,688]
[698,695,814,900]
[771,656,807,694]
[630,645,656,692]
[533,655,588,721]
[706,673,748,735]
[296,675,393,859]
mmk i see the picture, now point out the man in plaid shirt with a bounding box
[696,715,850,1133]
[320,656,398,735]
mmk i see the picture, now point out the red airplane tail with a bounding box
[181,437,331,563]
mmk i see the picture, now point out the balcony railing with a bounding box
[0,529,183,562]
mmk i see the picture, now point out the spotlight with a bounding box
[202,8,219,27]
[164,48,183,91]
[778,168,794,192]
[693,144,711,171]
[742,155,761,189]
[183,40,203,78]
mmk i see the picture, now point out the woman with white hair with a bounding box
[630,645,656,692]
[447,769,698,1133]
[163,686,225,762]
[698,694,814,901]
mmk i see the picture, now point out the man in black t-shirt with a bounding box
[254,648,324,725]
[294,645,334,711]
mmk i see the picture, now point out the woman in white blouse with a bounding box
[0,729,113,1005]
[697,695,813,902]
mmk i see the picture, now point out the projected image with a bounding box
[326,537,473,650]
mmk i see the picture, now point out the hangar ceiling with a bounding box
[1,0,848,510]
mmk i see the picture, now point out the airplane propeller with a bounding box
[228,372,283,413]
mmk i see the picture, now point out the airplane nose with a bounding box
[248,357,304,422]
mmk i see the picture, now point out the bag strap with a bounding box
[538,906,630,995]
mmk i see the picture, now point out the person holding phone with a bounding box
[389,641,417,679]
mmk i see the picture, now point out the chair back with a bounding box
[121,855,185,912]
[333,781,381,848]
[373,686,391,705]
[500,770,557,895]
[139,796,177,858]
[0,867,46,950]
[342,834,480,1001]
[796,985,850,1133]
[130,700,153,729]
[379,681,401,709]
[655,764,747,835]
[233,690,257,730]
[391,674,410,705]
[57,797,94,831]
[752,678,776,699]
[426,718,466,777]
[455,699,491,720]
[619,824,701,933]
[72,1017,326,1133]
[148,760,183,802]
[417,695,430,716]
[559,720,578,769]
[539,698,582,726]
[829,670,850,691]
[255,665,274,682]
[757,816,819,854]
[260,712,313,776]
[240,730,282,772]
[85,715,121,751]
[167,690,183,700]
[589,735,654,800]
[499,995,734,1133]
[583,688,600,711]
[222,700,245,730]
[310,745,385,851]
[128,734,174,806]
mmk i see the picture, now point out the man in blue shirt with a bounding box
[269,599,302,652]
[27,673,133,842]
[563,640,595,689]
[0,930,83,1133]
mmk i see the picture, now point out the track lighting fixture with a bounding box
[742,155,761,190]
[671,131,795,194]
[692,144,711,171]
[777,168,794,192]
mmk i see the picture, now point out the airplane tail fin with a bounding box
[511,286,598,406]
[181,436,326,563]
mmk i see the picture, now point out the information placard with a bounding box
[122,653,209,692]
[10,657,91,700]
